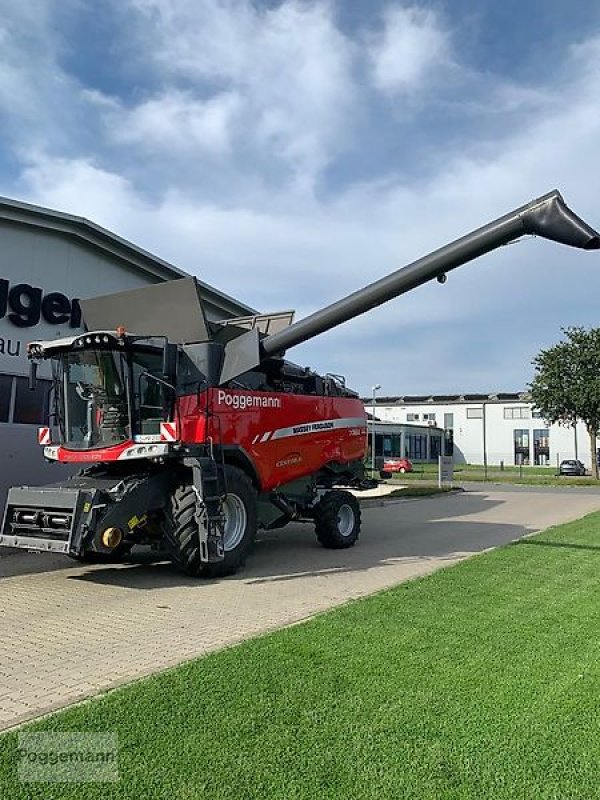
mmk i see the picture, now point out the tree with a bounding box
[530,327,600,479]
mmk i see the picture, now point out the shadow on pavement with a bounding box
[0,551,74,579]
[61,492,523,591]
[0,545,162,580]
[1,490,502,584]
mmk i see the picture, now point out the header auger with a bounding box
[1,190,598,577]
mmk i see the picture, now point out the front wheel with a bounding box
[164,464,257,578]
[314,490,361,549]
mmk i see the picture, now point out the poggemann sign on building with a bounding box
[0,279,82,329]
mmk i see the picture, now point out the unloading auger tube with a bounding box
[261,190,600,357]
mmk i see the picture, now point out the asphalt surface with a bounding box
[1,485,599,731]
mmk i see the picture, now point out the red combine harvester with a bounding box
[1,191,598,576]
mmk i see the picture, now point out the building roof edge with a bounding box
[0,195,255,317]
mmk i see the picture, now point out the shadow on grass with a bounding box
[513,539,600,553]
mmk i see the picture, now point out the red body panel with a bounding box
[180,388,368,491]
[53,389,368,491]
[52,441,135,462]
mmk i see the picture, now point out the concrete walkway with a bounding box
[1,486,599,731]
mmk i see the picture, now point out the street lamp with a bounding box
[371,384,381,473]
[482,402,488,480]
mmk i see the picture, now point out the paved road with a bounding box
[1,486,599,731]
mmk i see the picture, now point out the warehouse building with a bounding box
[365,393,594,468]
[0,197,253,505]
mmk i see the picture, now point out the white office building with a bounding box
[365,393,595,468]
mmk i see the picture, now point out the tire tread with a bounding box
[314,490,361,549]
[164,465,256,578]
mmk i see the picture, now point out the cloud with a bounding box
[109,90,242,155]
[367,5,452,93]
[0,1,70,137]
[17,153,146,223]
[120,0,357,183]
[2,2,600,397]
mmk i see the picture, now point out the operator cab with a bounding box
[28,331,176,454]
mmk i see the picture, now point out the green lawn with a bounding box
[388,462,600,487]
[3,513,600,798]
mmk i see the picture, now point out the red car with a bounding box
[383,457,413,474]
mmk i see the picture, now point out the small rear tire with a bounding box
[314,490,361,549]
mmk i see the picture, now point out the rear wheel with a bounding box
[164,465,257,578]
[314,490,361,549]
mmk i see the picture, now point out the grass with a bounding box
[4,513,600,798]
[385,462,600,487]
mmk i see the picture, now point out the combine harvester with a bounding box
[0,190,598,576]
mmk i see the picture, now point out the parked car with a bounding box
[383,457,413,474]
[559,459,587,476]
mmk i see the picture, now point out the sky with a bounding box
[1,0,600,397]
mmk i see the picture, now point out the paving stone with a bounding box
[1,486,599,730]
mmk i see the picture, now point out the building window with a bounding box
[533,429,550,465]
[504,407,531,419]
[373,433,383,458]
[532,410,542,418]
[13,377,52,425]
[388,434,402,456]
[383,434,402,458]
[405,434,427,460]
[0,375,12,423]
[444,428,454,457]
[423,413,436,422]
[466,407,483,419]
[514,429,530,465]
[443,413,454,455]
[407,413,420,422]
[371,433,404,461]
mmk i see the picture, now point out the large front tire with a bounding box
[164,465,257,578]
[314,490,361,549]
